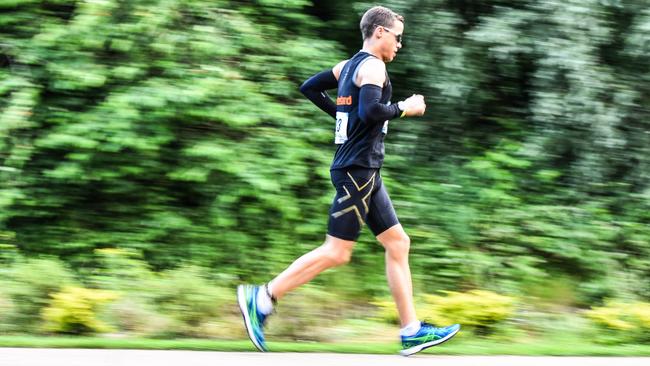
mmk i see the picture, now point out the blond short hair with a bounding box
[360,6,404,41]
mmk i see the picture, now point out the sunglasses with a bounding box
[374,24,402,44]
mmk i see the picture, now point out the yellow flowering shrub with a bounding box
[372,290,516,335]
[585,301,650,343]
[42,286,118,334]
[370,297,400,325]
[420,290,516,334]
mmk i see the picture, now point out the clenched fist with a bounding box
[399,94,426,117]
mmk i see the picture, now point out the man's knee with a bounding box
[322,237,354,266]
[330,249,352,266]
[383,234,410,260]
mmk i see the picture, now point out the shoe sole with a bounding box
[237,285,267,352]
[399,326,460,356]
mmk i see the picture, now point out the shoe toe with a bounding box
[444,324,460,335]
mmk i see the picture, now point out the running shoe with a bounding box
[400,322,460,356]
[237,284,270,352]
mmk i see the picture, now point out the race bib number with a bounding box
[335,111,349,144]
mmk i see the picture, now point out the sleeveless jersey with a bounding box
[331,51,392,170]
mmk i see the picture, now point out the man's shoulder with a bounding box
[356,57,386,87]
[332,59,349,81]
[361,57,386,73]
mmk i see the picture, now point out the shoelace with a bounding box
[420,320,437,329]
[264,283,277,305]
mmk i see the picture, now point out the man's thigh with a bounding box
[328,167,378,241]
[366,178,400,237]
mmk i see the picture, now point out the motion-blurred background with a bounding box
[1,0,649,349]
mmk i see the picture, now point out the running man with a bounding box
[237,6,460,356]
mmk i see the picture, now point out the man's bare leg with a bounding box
[268,234,355,300]
[237,234,354,351]
[376,224,417,327]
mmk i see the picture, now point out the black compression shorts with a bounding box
[327,167,400,241]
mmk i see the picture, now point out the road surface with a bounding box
[2,348,650,366]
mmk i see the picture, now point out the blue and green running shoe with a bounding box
[237,284,270,352]
[400,322,460,356]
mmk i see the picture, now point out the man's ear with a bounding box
[374,26,383,39]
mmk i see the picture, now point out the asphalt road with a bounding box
[2,348,650,366]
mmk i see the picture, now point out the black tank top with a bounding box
[331,51,392,170]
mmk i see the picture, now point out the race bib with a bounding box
[335,111,349,144]
[382,101,391,135]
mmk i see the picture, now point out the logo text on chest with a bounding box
[336,96,352,105]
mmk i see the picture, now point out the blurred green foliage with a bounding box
[1,0,649,342]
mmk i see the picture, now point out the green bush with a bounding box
[584,301,650,344]
[0,287,16,333]
[41,286,118,335]
[3,258,76,331]
[268,284,352,341]
[92,248,157,296]
[105,298,176,337]
[93,252,234,338]
[0,243,19,266]
[150,265,232,337]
